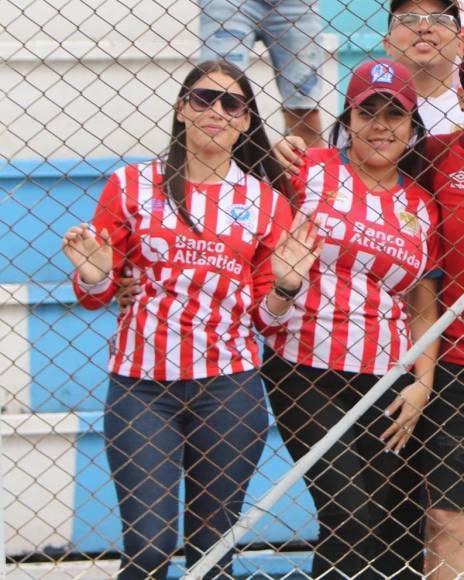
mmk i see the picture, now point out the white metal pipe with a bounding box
[0,414,6,580]
[182,293,464,580]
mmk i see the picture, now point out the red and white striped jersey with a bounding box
[429,131,464,366]
[262,148,440,375]
[73,160,292,381]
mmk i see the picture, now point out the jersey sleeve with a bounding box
[72,170,130,310]
[251,191,294,333]
[424,132,464,188]
[426,132,461,161]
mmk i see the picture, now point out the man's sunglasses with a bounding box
[184,88,248,117]
[391,12,459,30]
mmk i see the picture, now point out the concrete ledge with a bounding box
[6,551,314,579]
[0,34,339,63]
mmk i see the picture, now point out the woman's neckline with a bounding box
[187,177,223,186]
[185,159,243,187]
[339,148,404,194]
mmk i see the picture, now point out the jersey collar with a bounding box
[339,147,405,187]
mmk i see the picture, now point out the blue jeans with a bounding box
[105,371,268,579]
[198,0,323,110]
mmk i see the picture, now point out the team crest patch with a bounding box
[398,211,419,234]
[152,198,165,212]
[326,191,338,201]
[371,63,394,84]
[230,204,251,223]
[326,190,348,203]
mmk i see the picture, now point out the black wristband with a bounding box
[273,282,302,300]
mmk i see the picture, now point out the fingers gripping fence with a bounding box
[2,0,464,579]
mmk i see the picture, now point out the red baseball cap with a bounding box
[345,59,418,112]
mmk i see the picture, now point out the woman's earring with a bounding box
[337,126,351,148]
[408,132,418,148]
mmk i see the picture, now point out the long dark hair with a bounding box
[329,103,428,187]
[163,60,288,229]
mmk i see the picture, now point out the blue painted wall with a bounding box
[321,0,387,39]
[321,0,388,106]
[1,159,125,285]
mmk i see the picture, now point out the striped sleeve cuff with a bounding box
[258,295,295,327]
[76,274,113,294]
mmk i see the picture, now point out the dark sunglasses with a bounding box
[184,88,248,117]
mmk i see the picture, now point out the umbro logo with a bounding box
[450,171,464,190]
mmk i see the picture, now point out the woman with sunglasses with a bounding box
[258,59,441,579]
[62,60,305,579]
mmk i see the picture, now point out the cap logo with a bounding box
[370,63,394,84]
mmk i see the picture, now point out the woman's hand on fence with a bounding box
[273,136,306,176]
[380,380,430,453]
[63,223,112,285]
[272,212,324,291]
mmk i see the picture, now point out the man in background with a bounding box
[275,0,464,166]
[385,0,464,133]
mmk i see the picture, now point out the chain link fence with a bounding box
[1,0,463,578]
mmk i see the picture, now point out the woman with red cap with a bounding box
[259,59,441,578]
